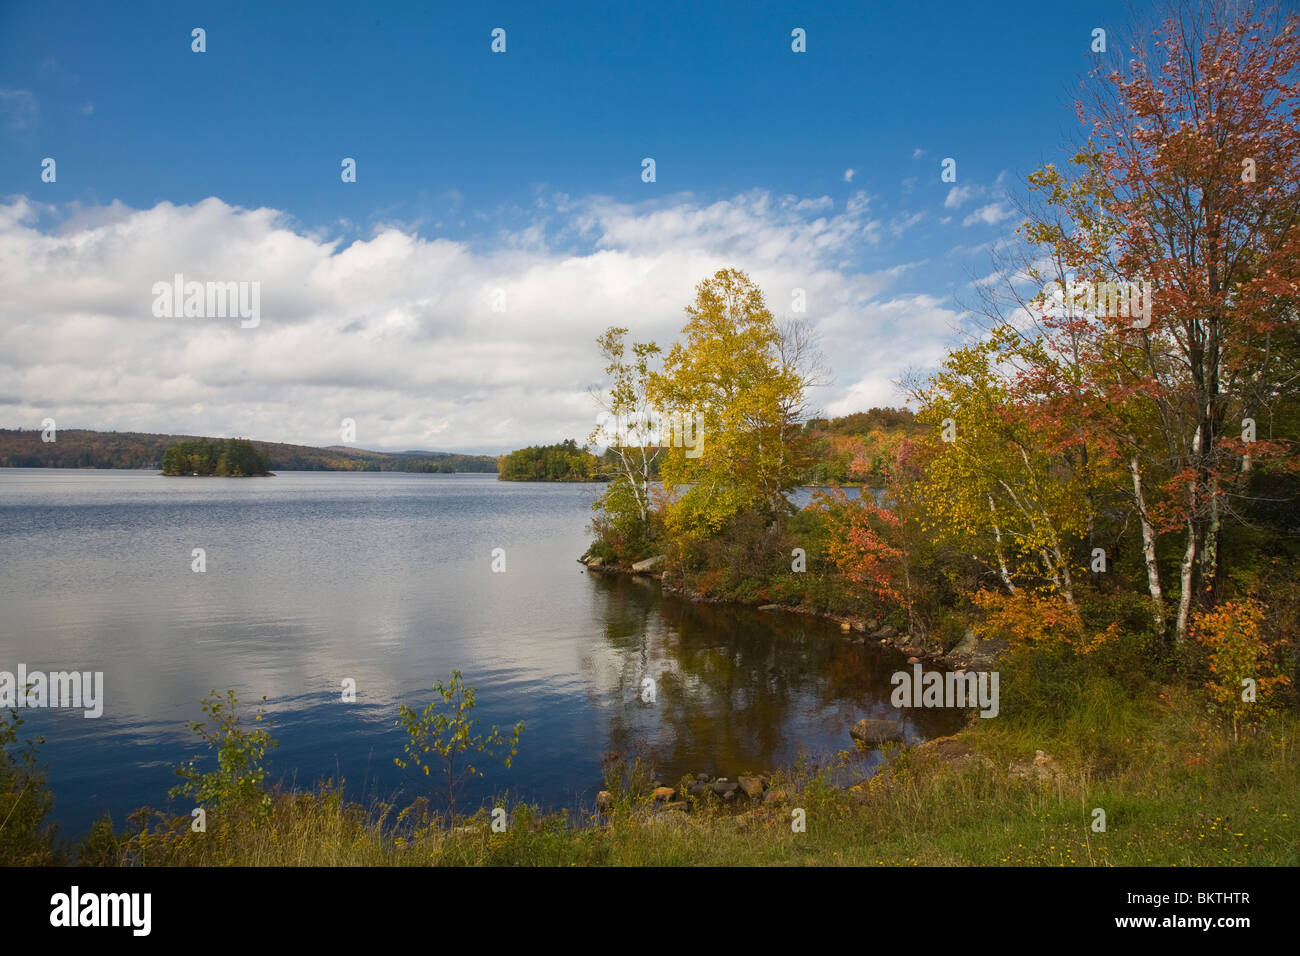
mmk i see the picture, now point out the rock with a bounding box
[875,624,898,640]
[695,772,710,783]
[688,782,710,799]
[907,656,921,664]
[586,556,604,568]
[852,619,868,632]
[762,789,785,806]
[758,604,780,612]
[658,800,688,812]
[711,778,739,796]
[946,628,979,660]
[850,718,905,746]
[595,790,613,812]
[651,786,676,802]
[737,775,765,798]
[631,554,666,573]
[720,788,736,802]
[1008,749,1064,782]
[862,618,879,633]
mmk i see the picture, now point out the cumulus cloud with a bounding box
[843,168,856,182]
[962,202,1015,227]
[0,191,961,453]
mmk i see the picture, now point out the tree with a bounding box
[649,268,808,541]
[394,671,524,826]
[1019,2,1300,640]
[171,690,278,823]
[908,335,1098,606]
[587,325,660,556]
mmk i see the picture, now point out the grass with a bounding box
[47,675,1299,866]
[7,628,1297,867]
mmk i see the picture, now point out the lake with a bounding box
[0,469,961,836]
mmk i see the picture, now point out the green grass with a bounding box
[7,635,1298,866]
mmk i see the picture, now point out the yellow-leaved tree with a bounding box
[649,269,809,544]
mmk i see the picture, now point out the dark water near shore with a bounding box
[0,469,962,836]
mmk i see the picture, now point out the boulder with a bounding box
[874,624,898,640]
[586,556,604,568]
[688,782,710,799]
[651,786,676,802]
[711,778,739,796]
[757,604,781,611]
[762,789,786,806]
[850,718,905,746]
[631,554,666,573]
[945,628,979,661]
[737,775,765,798]
[695,772,710,783]
[1009,749,1064,782]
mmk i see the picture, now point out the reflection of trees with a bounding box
[579,575,964,782]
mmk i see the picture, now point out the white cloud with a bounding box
[0,191,960,453]
[943,185,977,209]
[912,147,926,159]
[962,202,1015,227]
[843,168,856,182]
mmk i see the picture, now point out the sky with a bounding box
[0,0,1142,455]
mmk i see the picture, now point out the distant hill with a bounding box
[0,428,498,473]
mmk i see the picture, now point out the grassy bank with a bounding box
[6,636,1296,867]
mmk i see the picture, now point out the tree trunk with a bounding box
[988,494,1016,593]
[1130,456,1166,634]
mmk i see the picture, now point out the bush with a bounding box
[0,709,59,864]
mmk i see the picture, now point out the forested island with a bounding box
[161,438,273,476]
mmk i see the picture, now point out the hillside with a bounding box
[0,429,498,473]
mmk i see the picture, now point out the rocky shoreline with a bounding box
[578,551,1007,671]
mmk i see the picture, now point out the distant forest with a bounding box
[0,429,498,473]
[494,409,920,483]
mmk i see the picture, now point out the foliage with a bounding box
[649,269,807,541]
[170,689,279,822]
[394,671,524,825]
[0,709,59,864]
[808,488,906,607]
[161,437,273,476]
[498,439,599,481]
[972,590,1120,655]
[1193,599,1290,741]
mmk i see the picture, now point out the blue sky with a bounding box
[0,0,1140,453]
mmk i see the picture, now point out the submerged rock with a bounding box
[850,718,905,746]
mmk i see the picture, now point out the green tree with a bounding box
[171,690,279,823]
[394,671,524,825]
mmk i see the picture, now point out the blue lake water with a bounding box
[0,469,959,837]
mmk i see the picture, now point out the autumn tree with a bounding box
[648,269,810,542]
[1013,2,1300,641]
